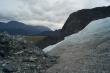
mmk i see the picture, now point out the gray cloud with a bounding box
[0,0,110,30]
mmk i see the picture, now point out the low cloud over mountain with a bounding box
[0,0,110,30]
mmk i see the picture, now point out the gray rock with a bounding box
[2,63,16,73]
[0,33,57,73]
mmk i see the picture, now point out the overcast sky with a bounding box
[0,0,110,30]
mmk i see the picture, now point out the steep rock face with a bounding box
[61,6,110,37]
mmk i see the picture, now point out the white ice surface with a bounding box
[43,17,110,53]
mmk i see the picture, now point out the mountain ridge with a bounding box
[0,21,52,35]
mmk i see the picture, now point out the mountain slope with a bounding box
[45,17,110,73]
[61,6,110,37]
[0,21,51,35]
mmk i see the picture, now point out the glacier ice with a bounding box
[43,17,110,53]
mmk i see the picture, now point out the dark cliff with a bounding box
[61,6,110,37]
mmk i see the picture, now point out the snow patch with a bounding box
[43,41,64,53]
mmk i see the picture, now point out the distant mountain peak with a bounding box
[0,21,52,35]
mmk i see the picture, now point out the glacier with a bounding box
[45,17,110,73]
[43,17,110,54]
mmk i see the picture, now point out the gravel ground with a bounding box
[0,33,57,73]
